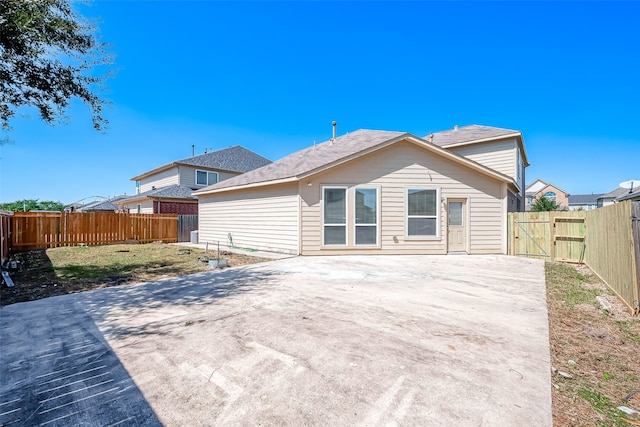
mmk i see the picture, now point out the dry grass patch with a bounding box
[547,262,640,426]
[1,243,265,306]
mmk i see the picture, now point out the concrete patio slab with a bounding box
[1,255,551,426]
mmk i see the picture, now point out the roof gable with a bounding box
[194,129,513,196]
[176,145,272,173]
[526,179,548,193]
[131,145,271,181]
[428,124,529,167]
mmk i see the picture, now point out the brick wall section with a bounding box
[153,201,198,214]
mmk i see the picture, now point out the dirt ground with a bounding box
[546,262,640,426]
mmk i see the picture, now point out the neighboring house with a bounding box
[118,146,272,214]
[599,186,640,205]
[616,187,640,202]
[194,126,528,256]
[598,187,629,207]
[77,196,128,212]
[568,194,603,211]
[525,179,570,210]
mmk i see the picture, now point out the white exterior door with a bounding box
[447,199,467,252]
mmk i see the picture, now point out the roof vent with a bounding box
[331,121,337,143]
[454,125,458,131]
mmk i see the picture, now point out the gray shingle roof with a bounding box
[120,185,197,202]
[177,145,272,173]
[194,129,514,195]
[78,195,128,212]
[615,187,640,202]
[568,194,603,205]
[599,187,629,200]
[194,130,407,193]
[427,124,521,147]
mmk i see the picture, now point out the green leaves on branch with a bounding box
[1,199,66,212]
[0,0,112,133]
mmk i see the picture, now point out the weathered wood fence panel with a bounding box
[583,201,639,315]
[10,212,178,250]
[0,211,11,264]
[508,201,639,314]
[178,215,198,242]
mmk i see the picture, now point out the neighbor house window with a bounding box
[544,191,557,203]
[136,180,141,194]
[136,204,141,214]
[196,170,219,186]
[407,188,438,237]
[355,187,378,245]
[323,187,347,245]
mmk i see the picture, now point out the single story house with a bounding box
[568,193,603,211]
[194,126,528,255]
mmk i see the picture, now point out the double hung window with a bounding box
[407,189,438,237]
[323,187,347,245]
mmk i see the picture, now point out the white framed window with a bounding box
[135,180,141,194]
[406,188,439,237]
[544,191,557,203]
[323,187,347,246]
[355,187,378,245]
[196,170,219,186]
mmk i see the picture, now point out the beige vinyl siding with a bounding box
[300,140,505,255]
[140,167,179,192]
[137,200,154,214]
[179,166,240,188]
[448,138,517,182]
[198,183,299,254]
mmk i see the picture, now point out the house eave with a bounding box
[193,177,299,196]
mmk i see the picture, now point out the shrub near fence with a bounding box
[10,212,179,250]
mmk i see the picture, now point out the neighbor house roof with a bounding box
[78,195,128,212]
[599,187,630,200]
[119,185,197,204]
[615,187,640,202]
[194,129,514,196]
[568,194,603,205]
[131,145,272,181]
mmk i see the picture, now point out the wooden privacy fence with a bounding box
[178,215,198,242]
[508,201,640,315]
[10,212,179,250]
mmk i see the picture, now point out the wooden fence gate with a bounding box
[508,211,586,263]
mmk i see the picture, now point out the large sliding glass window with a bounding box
[323,187,347,245]
[407,189,438,237]
[196,170,219,186]
[355,187,378,245]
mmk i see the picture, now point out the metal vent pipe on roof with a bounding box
[332,121,337,141]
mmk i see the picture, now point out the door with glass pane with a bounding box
[447,199,467,252]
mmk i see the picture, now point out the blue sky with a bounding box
[1,1,638,205]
